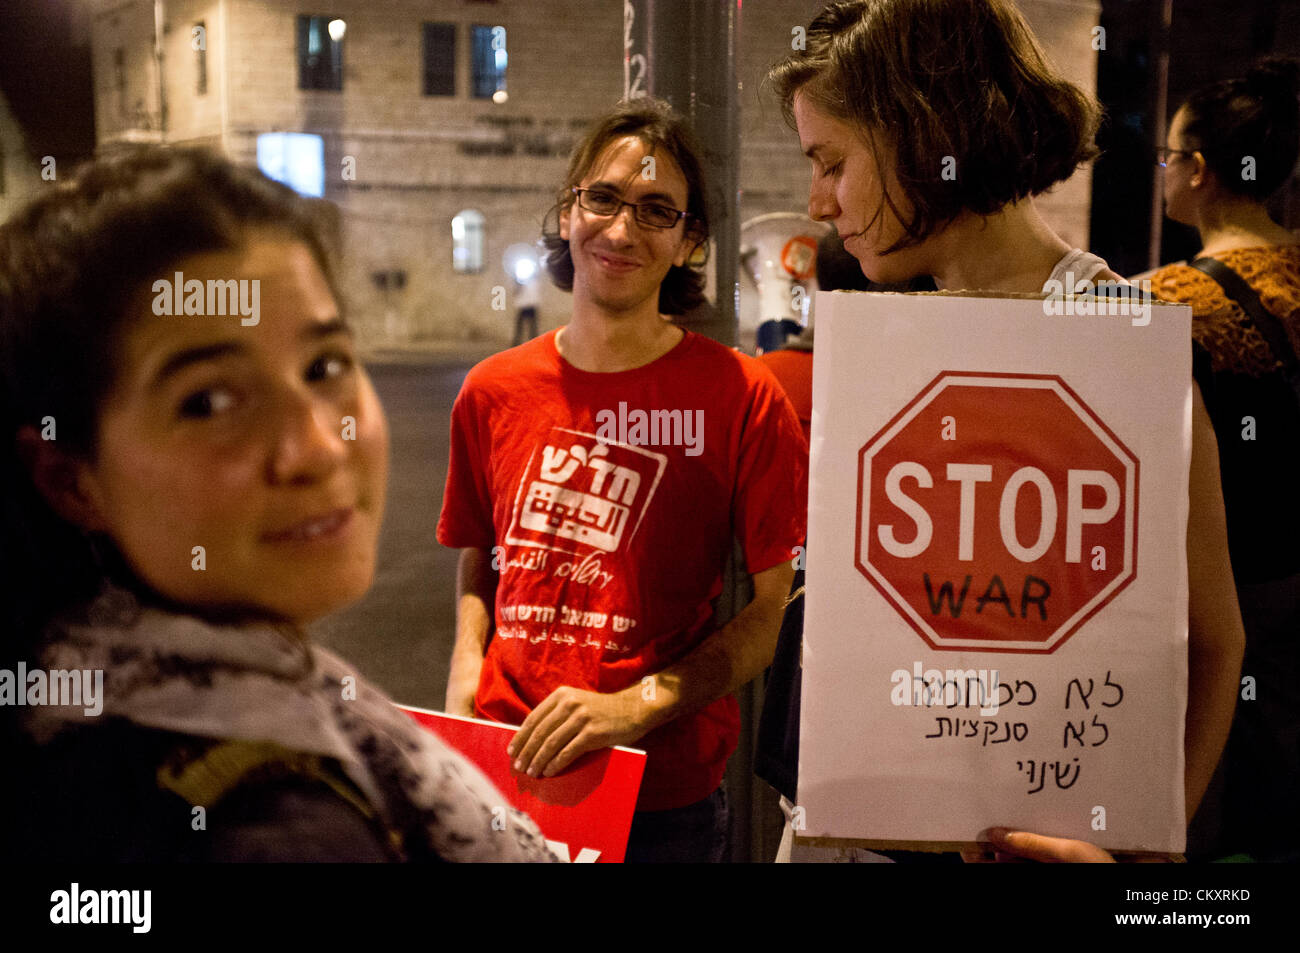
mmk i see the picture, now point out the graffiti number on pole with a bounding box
[623,1,647,99]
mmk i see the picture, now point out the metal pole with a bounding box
[625,0,753,862]
[624,0,739,348]
[153,0,167,141]
[1148,0,1173,270]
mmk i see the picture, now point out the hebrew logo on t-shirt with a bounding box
[506,427,667,557]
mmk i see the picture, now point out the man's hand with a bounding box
[507,685,649,778]
[503,559,794,779]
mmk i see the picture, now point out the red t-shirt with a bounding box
[757,348,813,444]
[437,328,807,810]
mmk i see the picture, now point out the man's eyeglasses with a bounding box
[571,187,689,229]
[1156,146,1196,168]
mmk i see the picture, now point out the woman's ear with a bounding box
[559,202,571,242]
[15,426,110,533]
[1190,151,1208,189]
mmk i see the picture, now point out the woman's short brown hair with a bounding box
[541,98,710,315]
[769,0,1101,253]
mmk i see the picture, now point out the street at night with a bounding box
[0,0,1295,931]
[313,345,496,713]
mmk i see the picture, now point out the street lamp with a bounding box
[503,243,540,285]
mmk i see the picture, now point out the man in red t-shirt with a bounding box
[437,99,807,862]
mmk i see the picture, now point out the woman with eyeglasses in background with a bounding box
[1149,58,1300,862]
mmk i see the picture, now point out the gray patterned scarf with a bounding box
[23,585,555,863]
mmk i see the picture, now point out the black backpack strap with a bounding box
[1190,257,1300,401]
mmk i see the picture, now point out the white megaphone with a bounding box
[739,212,828,354]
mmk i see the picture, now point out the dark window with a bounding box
[297,15,345,91]
[113,47,127,116]
[470,24,506,100]
[423,23,456,96]
[195,22,207,96]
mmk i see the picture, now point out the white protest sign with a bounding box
[798,290,1191,853]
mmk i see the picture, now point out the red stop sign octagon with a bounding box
[857,372,1139,653]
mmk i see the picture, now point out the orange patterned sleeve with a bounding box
[1150,247,1300,377]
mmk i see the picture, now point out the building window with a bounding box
[195,21,207,96]
[471,25,507,102]
[257,133,326,199]
[113,47,127,117]
[452,210,485,273]
[423,23,456,96]
[297,15,345,91]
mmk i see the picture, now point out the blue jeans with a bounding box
[623,785,730,863]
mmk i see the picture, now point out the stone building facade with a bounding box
[85,0,1101,347]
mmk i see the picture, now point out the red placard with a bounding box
[399,705,646,863]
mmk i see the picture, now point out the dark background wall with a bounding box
[1091,0,1300,276]
[0,0,95,163]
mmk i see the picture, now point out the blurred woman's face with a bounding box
[793,91,927,284]
[76,230,388,625]
[1162,106,1201,226]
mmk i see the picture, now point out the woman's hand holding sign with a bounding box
[964,828,1118,863]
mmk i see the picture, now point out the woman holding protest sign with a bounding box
[1149,59,1300,862]
[760,0,1245,862]
[0,147,553,862]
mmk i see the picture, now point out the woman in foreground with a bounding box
[764,0,1246,862]
[0,147,553,862]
